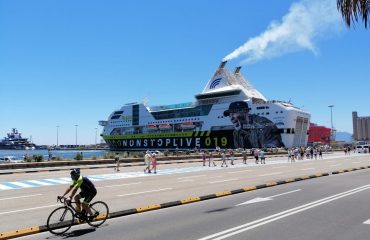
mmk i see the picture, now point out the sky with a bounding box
[0,0,369,145]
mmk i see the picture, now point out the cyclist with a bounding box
[60,168,97,220]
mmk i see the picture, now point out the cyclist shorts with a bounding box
[79,190,97,204]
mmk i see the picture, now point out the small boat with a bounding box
[180,122,196,130]
[158,124,172,130]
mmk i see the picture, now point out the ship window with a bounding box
[151,104,213,120]
[114,111,124,115]
[266,112,270,115]
[280,111,283,113]
[111,115,121,119]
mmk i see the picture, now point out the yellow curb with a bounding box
[181,197,201,204]
[0,226,40,239]
[266,182,278,187]
[243,186,257,191]
[216,191,232,197]
[136,204,161,212]
[95,213,110,221]
[285,178,295,183]
[300,176,310,180]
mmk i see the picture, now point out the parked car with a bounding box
[0,156,17,163]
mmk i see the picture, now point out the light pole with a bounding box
[74,125,78,147]
[56,126,60,147]
[328,105,334,146]
[94,128,98,149]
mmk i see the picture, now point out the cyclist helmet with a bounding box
[70,168,80,179]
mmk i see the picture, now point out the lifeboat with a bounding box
[158,124,172,130]
[180,122,196,130]
[146,125,157,131]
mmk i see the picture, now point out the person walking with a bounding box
[319,148,323,159]
[229,149,235,165]
[242,149,247,164]
[144,151,151,173]
[259,149,266,164]
[202,151,207,166]
[221,150,228,167]
[254,149,259,164]
[150,153,157,174]
[209,151,216,167]
[114,152,121,172]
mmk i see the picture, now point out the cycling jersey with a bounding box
[71,175,97,193]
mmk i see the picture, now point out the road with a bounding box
[1,152,369,239]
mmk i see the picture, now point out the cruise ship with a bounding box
[99,61,310,151]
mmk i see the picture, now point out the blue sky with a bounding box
[1,0,369,145]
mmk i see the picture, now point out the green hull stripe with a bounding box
[104,132,194,140]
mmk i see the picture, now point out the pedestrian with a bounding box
[209,151,216,167]
[242,149,247,164]
[114,152,121,171]
[313,148,318,160]
[319,148,323,159]
[259,149,266,164]
[254,149,259,164]
[229,149,235,165]
[150,153,157,174]
[144,151,151,173]
[202,151,207,166]
[48,149,52,160]
[221,150,228,167]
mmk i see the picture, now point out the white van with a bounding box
[356,145,369,153]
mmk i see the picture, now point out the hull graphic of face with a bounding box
[229,112,248,130]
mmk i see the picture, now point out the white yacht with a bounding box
[99,61,310,151]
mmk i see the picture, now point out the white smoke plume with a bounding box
[223,0,342,64]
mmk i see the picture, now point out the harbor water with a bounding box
[0,149,109,161]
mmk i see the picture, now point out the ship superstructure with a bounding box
[100,61,310,150]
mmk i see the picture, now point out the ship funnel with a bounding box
[234,66,242,74]
[219,61,227,69]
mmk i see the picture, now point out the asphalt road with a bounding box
[18,162,370,240]
[1,152,370,238]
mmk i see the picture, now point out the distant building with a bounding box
[352,111,370,141]
[308,123,331,144]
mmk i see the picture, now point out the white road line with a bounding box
[117,188,173,197]
[7,182,33,188]
[330,164,342,167]
[269,189,302,198]
[209,179,238,184]
[178,179,194,183]
[178,175,206,180]
[0,184,12,190]
[96,182,141,189]
[227,170,251,174]
[0,194,43,201]
[26,180,53,186]
[363,219,370,225]
[300,168,315,171]
[208,176,224,179]
[259,172,283,177]
[0,204,59,215]
[352,161,361,164]
[272,166,287,169]
[198,184,370,240]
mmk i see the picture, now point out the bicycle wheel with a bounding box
[47,206,75,235]
[88,201,109,227]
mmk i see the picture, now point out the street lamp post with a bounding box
[328,105,334,146]
[74,125,78,147]
[95,128,98,149]
[56,126,60,147]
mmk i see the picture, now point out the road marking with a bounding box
[237,189,301,206]
[227,170,251,174]
[198,184,370,240]
[178,175,206,180]
[0,194,43,201]
[117,188,173,197]
[330,164,342,167]
[300,168,315,171]
[272,166,287,169]
[209,179,238,184]
[96,182,141,189]
[352,161,361,164]
[178,179,194,183]
[259,172,283,177]
[208,176,224,179]
[363,219,370,224]
[0,204,59,216]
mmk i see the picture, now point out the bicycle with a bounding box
[46,196,109,235]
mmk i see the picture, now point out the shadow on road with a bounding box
[205,207,233,214]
